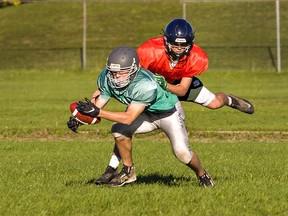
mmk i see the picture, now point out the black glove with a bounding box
[77,97,100,117]
[67,116,83,133]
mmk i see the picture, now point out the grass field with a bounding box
[0,69,287,215]
[0,1,288,216]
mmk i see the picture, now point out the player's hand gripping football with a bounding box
[67,116,83,133]
[77,97,100,117]
[154,74,168,90]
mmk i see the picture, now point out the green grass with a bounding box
[0,1,288,215]
[0,69,287,215]
[1,69,287,135]
[0,139,287,215]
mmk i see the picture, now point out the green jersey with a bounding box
[97,68,178,113]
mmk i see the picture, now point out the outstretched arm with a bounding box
[166,77,192,96]
[155,74,192,97]
[98,102,146,125]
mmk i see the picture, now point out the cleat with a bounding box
[198,172,215,187]
[228,94,254,114]
[108,165,137,187]
[95,166,118,185]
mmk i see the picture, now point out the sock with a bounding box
[109,154,121,169]
[227,96,232,106]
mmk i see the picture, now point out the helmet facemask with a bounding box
[106,58,139,89]
[164,36,192,61]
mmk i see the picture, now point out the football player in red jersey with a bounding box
[91,19,254,185]
[137,18,254,113]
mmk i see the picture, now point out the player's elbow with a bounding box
[168,86,188,97]
[122,119,133,125]
[177,91,187,97]
[173,89,187,97]
[121,116,136,125]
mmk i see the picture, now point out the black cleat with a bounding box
[108,165,137,187]
[95,166,118,185]
[228,94,254,114]
[198,172,215,187]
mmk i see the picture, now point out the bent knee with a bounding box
[174,149,192,164]
[206,101,222,109]
[206,93,227,109]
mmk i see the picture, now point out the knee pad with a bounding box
[111,123,124,138]
[194,86,216,106]
[111,123,131,138]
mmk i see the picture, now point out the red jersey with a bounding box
[136,36,208,83]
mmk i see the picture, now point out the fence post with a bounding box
[82,0,87,70]
[182,0,186,20]
[276,0,281,73]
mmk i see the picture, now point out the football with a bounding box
[69,102,101,125]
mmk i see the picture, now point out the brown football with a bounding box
[69,102,101,124]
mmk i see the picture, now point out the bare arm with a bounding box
[91,89,146,124]
[91,89,101,104]
[90,89,110,109]
[98,102,146,125]
[167,77,192,97]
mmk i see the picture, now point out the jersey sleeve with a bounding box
[184,45,208,77]
[97,69,111,101]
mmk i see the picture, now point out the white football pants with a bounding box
[111,101,193,164]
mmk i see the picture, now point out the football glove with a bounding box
[67,116,83,133]
[77,97,100,117]
[154,74,168,90]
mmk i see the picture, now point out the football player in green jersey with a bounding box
[72,46,214,187]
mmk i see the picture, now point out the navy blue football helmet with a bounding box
[164,18,195,60]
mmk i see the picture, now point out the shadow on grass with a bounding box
[65,173,194,187]
[136,173,192,186]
